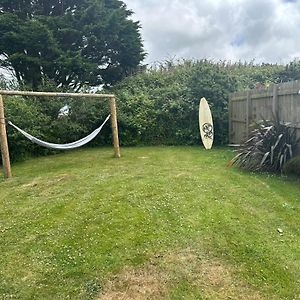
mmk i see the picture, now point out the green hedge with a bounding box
[113,60,284,146]
[2,59,297,163]
[3,94,111,162]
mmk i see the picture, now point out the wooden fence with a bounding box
[229,80,300,144]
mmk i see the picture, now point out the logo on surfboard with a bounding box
[202,123,213,139]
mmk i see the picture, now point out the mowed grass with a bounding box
[0,146,300,299]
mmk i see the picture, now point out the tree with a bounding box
[0,0,145,89]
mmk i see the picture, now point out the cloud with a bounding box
[124,0,300,64]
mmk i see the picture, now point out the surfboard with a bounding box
[199,97,214,149]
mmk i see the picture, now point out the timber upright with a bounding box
[110,96,121,158]
[0,95,12,178]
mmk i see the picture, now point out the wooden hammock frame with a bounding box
[0,90,121,179]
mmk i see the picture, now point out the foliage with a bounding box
[3,94,112,163]
[230,117,299,173]
[1,78,111,163]
[284,155,300,176]
[278,59,300,82]
[113,60,195,145]
[0,59,297,162]
[4,96,51,161]
[186,60,237,144]
[113,59,283,146]
[0,0,145,89]
[226,61,284,90]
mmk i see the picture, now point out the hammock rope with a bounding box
[8,114,111,150]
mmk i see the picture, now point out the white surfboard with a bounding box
[199,97,214,149]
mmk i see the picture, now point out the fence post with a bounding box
[109,96,121,158]
[0,95,12,178]
[228,96,232,144]
[272,84,278,117]
[246,91,252,139]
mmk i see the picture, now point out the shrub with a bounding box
[113,60,237,146]
[113,61,196,145]
[284,155,300,176]
[112,59,284,147]
[4,96,52,161]
[0,59,292,162]
[2,90,112,163]
[230,118,300,173]
[186,60,237,144]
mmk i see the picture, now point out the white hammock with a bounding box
[8,114,111,150]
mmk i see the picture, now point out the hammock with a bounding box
[8,114,111,150]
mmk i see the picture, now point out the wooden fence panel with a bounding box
[229,80,300,144]
[251,96,273,122]
[230,98,247,143]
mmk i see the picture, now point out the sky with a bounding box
[123,0,300,65]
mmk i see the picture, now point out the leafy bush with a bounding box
[278,59,300,82]
[2,87,112,163]
[227,61,284,90]
[230,118,300,173]
[3,96,52,161]
[114,60,232,146]
[113,59,284,146]
[284,155,300,176]
[0,59,295,163]
[186,60,237,144]
[113,61,196,145]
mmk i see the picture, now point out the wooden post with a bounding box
[0,95,12,178]
[228,96,232,144]
[246,91,251,139]
[109,96,121,158]
[272,84,278,117]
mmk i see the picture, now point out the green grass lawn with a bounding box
[0,146,300,299]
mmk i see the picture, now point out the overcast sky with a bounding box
[124,0,300,65]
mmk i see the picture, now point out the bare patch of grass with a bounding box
[99,248,264,300]
[99,265,168,300]
[165,248,264,299]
